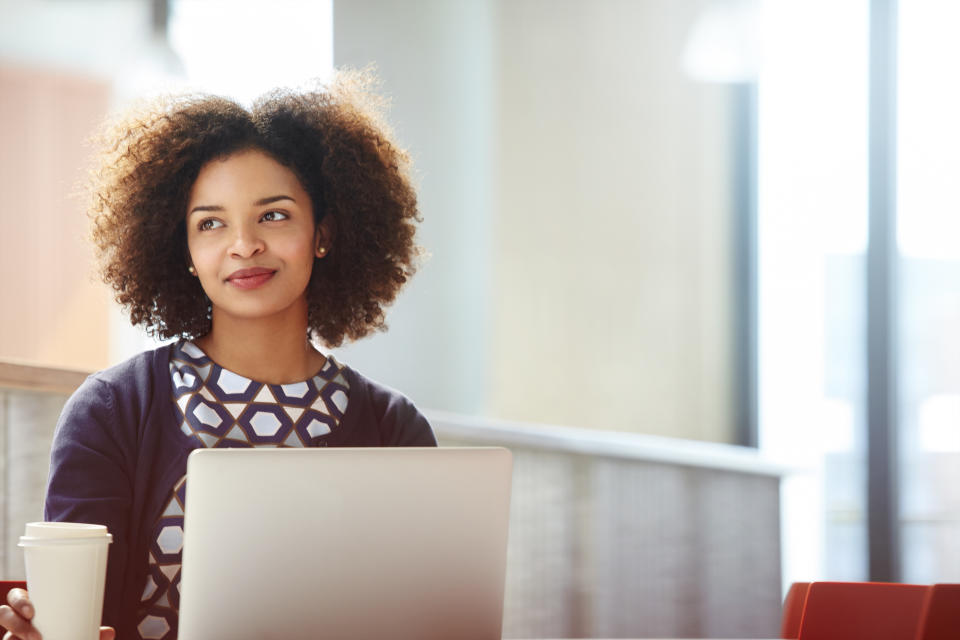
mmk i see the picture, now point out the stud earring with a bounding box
[188,266,196,275]
[317,246,327,257]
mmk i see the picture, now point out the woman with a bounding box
[0,72,435,640]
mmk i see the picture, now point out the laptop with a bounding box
[177,447,513,640]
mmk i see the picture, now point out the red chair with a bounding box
[797,581,930,640]
[915,583,960,640]
[0,580,27,605]
[781,581,812,638]
[0,581,28,635]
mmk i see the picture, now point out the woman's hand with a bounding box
[0,589,115,640]
[0,588,38,640]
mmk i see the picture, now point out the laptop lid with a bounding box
[178,447,513,640]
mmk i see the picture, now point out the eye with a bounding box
[198,218,224,231]
[261,210,289,222]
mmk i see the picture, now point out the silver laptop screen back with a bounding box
[178,447,512,640]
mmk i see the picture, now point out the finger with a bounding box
[0,605,21,631]
[0,604,39,640]
[99,627,115,640]
[5,590,33,620]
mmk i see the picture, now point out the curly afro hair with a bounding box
[87,71,421,347]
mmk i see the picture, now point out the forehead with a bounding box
[188,149,306,204]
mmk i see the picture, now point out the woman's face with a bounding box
[185,148,328,326]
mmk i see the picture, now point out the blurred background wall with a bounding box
[0,64,110,371]
[334,0,736,443]
[0,0,739,441]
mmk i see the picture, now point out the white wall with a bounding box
[490,0,734,441]
[332,0,494,415]
[0,0,152,78]
[335,0,736,442]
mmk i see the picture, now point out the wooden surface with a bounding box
[0,360,89,395]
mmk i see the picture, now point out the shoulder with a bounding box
[90,343,172,392]
[342,366,437,446]
[58,343,174,440]
[343,366,415,415]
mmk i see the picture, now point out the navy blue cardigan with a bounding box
[43,344,436,637]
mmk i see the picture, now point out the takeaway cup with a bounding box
[18,522,112,640]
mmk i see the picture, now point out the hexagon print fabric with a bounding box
[134,340,350,640]
[170,340,349,449]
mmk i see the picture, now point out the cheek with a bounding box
[186,234,202,266]
[284,236,319,267]
[186,240,219,283]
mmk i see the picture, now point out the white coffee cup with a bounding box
[18,522,113,640]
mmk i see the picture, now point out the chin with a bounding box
[212,300,306,323]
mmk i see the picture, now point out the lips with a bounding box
[226,267,276,290]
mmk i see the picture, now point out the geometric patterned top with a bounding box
[135,340,350,640]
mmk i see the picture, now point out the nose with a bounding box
[228,222,265,259]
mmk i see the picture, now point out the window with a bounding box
[897,0,960,583]
[757,0,870,583]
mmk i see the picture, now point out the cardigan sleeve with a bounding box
[44,375,136,631]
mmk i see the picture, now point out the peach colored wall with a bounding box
[0,64,111,372]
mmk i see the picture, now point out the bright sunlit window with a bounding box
[897,1,960,262]
[760,0,960,587]
[757,0,869,586]
[897,0,960,583]
[169,0,334,106]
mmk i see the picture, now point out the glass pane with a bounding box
[897,0,960,584]
[757,0,869,583]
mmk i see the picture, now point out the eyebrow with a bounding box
[188,195,297,216]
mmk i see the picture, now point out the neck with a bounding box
[194,307,325,385]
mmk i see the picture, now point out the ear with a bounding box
[185,241,198,276]
[314,213,336,258]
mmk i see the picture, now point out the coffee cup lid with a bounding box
[18,522,112,546]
